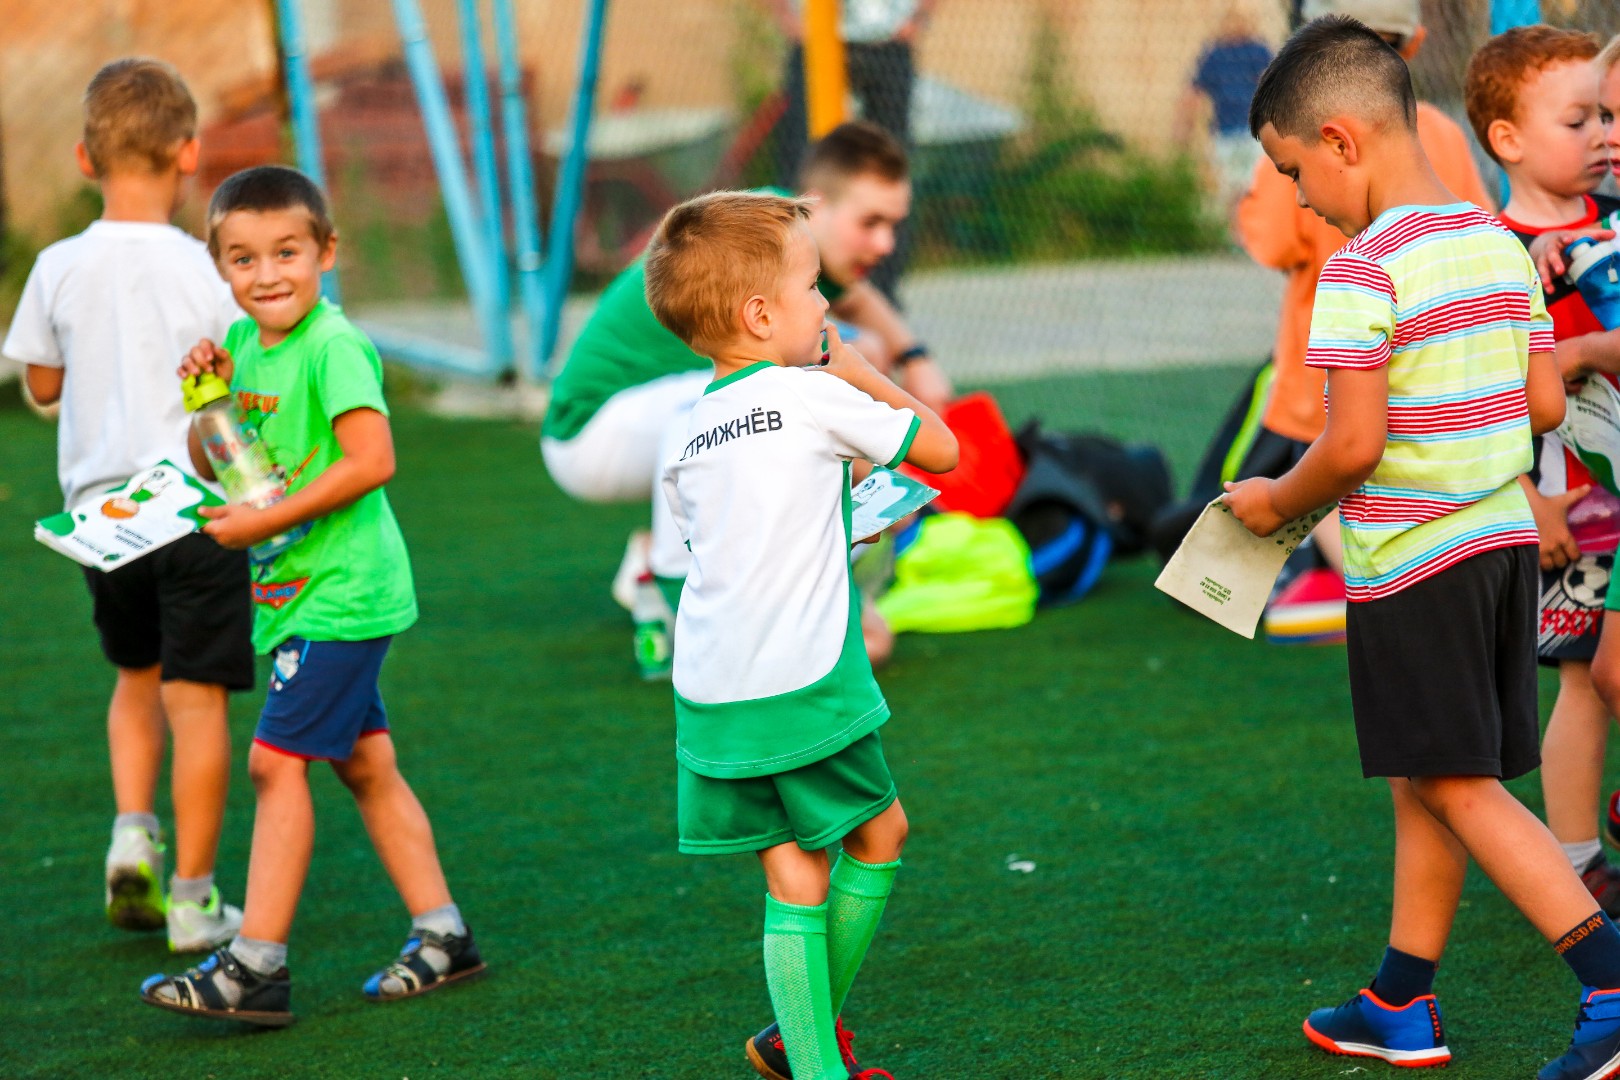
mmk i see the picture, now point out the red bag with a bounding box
[899,392,1025,518]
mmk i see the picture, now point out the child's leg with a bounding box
[1542,660,1609,859]
[758,842,843,1080]
[1407,775,1600,942]
[108,664,165,820]
[330,732,453,917]
[237,742,316,946]
[161,679,231,880]
[1387,778,1466,966]
[827,798,908,1014]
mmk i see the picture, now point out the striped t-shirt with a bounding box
[1306,203,1553,602]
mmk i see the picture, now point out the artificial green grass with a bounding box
[0,365,1583,1079]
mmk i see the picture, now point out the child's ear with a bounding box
[319,231,339,273]
[73,142,97,180]
[739,294,771,341]
[1488,119,1522,166]
[175,138,201,177]
[1320,120,1359,165]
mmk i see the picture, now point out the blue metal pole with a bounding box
[456,0,512,375]
[391,0,501,377]
[492,0,547,380]
[275,0,340,303]
[540,0,610,372]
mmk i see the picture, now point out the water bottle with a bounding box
[631,572,673,681]
[182,372,309,565]
[1564,237,1620,329]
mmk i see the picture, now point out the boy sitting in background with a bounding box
[1227,17,1620,1077]
[1464,25,1620,913]
[139,166,481,1027]
[647,190,956,1080]
[2,57,250,953]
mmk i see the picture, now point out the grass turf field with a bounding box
[0,365,1589,1079]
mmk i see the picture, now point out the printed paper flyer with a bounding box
[35,462,223,571]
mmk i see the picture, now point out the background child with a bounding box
[138,165,481,1027]
[1227,17,1620,1077]
[1465,25,1620,912]
[1,57,250,953]
[647,190,956,1080]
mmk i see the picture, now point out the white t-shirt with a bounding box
[3,221,241,509]
[792,0,919,42]
[662,361,919,778]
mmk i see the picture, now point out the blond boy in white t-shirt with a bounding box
[648,190,956,1080]
[2,59,249,952]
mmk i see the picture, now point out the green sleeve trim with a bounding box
[885,414,922,469]
[704,360,773,395]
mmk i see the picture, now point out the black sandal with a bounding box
[139,947,294,1027]
[363,927,486,1001]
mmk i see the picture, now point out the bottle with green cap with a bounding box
[183,372,309,565]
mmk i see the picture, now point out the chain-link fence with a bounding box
[6,0,1620,457]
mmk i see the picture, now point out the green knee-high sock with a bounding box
[827,852,901,1014]
[762,895,844,1080]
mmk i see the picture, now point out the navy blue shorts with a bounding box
[256,637,392,761]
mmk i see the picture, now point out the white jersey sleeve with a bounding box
[3,259,64,367]
[788,369,920,467]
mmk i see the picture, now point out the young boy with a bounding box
[138,165,482,1026]
[647,191,956,1080]
[2,58,250,953]
[1465,26,1620,913]
[1226,17,1620,1077]
[1231,0,1490,641]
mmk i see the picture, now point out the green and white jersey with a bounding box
[662,362,920,779]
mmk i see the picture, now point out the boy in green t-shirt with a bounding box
[648,190,957,1079]
[139,166,482,1027]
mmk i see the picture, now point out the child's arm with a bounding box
[198,407,395,550]
[1222,366,1388,536]
[829,283,954,413]
[1557,331,1620,386]
[1525,227,1615,289]
[23,365,63,408]
[1519,474,1588,570]
[821,324,958,473]
[1526,349,1566,434]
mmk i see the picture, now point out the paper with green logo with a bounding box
[34,461,222,570]
[850,467,939,543]
[1154,499,1330,638]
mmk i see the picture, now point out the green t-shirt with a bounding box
[226,300,418,653]
[541,186,848,442]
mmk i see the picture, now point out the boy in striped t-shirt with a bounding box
[1228,17,1620,1079]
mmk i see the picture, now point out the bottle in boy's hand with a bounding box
[182,371,309,565]
[1565,237,1620,329]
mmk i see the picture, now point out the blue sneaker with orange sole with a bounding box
[1303,987,1451,1068]
[1540,987,1620,1080]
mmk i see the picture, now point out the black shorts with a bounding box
[81,532,255,690]
[1345,545,1540,780]
[1537,554,1611,665]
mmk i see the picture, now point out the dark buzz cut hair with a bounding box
[1248,15,1417,142]
[205,164,336,258]
[797,120,909,196]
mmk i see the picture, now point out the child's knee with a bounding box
[846,799,907,862]
[1406,774,1492,820]
[247,741,306,790]
[332,735,397,793]
[1592,655,1620,712]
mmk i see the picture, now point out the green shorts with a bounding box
[677,731,896,856]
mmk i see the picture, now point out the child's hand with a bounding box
[178,339,234,384]
[1525,483,1590,569]
[1220,477,1286,537]
[820,323,879,386]
[1528,227,1616,290]
[198,503,277,550]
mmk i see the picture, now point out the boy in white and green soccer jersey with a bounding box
[647,190,957,1080]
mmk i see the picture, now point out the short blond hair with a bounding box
[1599,34,1620,77]
[644,191,813,355]
[82,58,197,176]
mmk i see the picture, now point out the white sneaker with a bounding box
[105,826,166,931]
[611,530,652,611]
[167,886,244,953]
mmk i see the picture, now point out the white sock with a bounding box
[1564,838,1604,872]
[229,935,288,977]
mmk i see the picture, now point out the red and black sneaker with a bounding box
[745,1018,889,1079]
[1582,851,1620,917]
[1607,790,1620,850]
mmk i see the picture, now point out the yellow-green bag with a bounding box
[876,513,1038,633]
